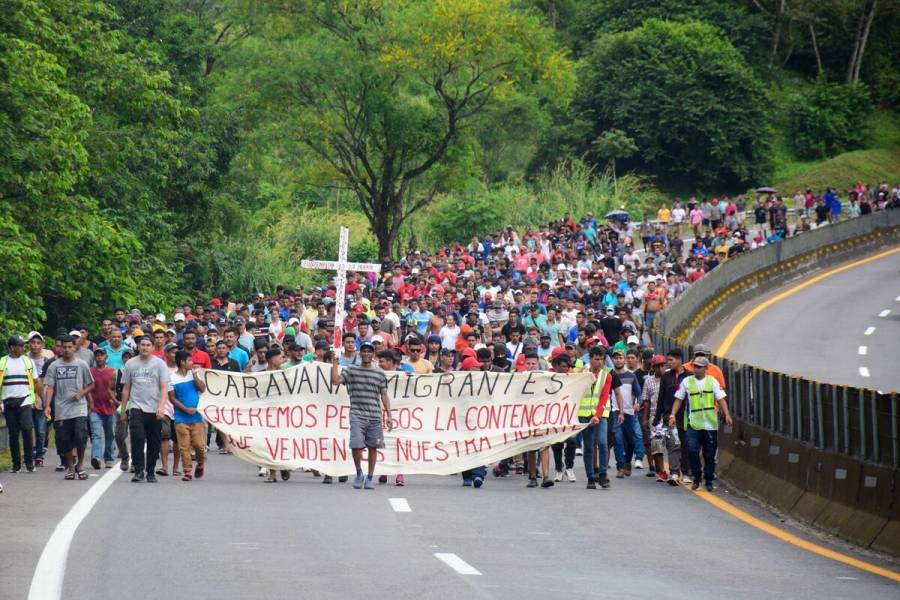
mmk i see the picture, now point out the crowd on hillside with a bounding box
[1,182,897,492]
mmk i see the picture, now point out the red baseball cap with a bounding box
[460,356,483,370]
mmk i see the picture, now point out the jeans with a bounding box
[32,407,47,460]
[552,437,576,472]
[175,422,206,472]
[686,428,718,483]
[612,412,644,469]
[128,408,162,475]
[462,466,486,482]
[90,412,116,463]
[115,416,130,465]
[3,398,34,470]
[579,416,608,481]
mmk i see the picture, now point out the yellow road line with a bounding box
[716,246,900,356]
[690,488,900,582]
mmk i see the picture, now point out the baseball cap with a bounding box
[26,331,44,342]
[626,335,640,345]
[68,330,82,338]
[359,342,375,352]
[174,313,185,322]
[7,335,26,347]
[549,347,569,363]
[93,346,107,355]
[693,356,710,368]
[693,344,711,356]
[439,348,455,356]
[164,342,179,352]
[371,335,385,344]
[427,335,441,344]
[459,356,483,370]
[650,354,666,367]
[155,313,166,321]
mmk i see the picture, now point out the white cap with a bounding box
[288,317,301,326]
[27,331,44,341]
[371,334,385,343]
[155,313,166,321]
[556,264,567,271]
[474,343,487,351]
[68,330,82,337]
[174,313,185,322]
[617,264,626,273]
[627,335,640,345]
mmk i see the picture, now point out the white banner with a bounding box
[199,363,594,476]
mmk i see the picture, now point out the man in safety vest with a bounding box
[1,335,44,473]
[583,346,624,489]
[668,356,732,491]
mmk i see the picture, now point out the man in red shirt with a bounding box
[89,348,118,469]
[182,330,210,370]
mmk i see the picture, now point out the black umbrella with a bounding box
[756,186,777,194]
[605,209,630,220]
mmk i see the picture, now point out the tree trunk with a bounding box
[808,22,822,74]
[852,0,878,83]
[770,0,786,68]
[547,1,558,29]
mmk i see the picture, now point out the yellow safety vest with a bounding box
[578,369,608,418]
[0,355,37,405]
[684,376,716,431]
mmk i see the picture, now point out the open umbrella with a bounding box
[756,186,777,194]
[604,209,630,221]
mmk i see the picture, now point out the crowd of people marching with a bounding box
[1,183,897,493]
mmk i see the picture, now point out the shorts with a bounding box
[161,416,173,441]
[57,417,88,453]
[349,416,385,449]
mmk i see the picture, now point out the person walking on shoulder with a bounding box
[331,342,392,490]
[1,336,43,473]
[668,356,732,491]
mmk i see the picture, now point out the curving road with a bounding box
[2,452,898,599]
[708,249,900,393]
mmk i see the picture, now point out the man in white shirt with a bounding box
[1,336,44,472]
[669,356,732,492]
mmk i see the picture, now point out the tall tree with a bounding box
[238,0,574,259]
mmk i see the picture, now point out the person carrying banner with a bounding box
[331,341,392,490]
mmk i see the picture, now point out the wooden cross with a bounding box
[301,226,381,349]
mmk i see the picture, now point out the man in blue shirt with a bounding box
[168,350,207,481]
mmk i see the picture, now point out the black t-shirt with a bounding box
[211,358,241,372]
[656,369,689,424]
[754,206,767,224]
[599,317,622,345]
[501,321,525,340]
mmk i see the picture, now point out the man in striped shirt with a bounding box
[331,342,392,489]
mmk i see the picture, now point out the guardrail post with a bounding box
[815,382,824,450]
[892,393,899,468]
[767,371,775,431]
[807,380,815,445]
[859,389,867,460]
[830,384,839,453]
[870,390,879,464]
[842,386,850,456]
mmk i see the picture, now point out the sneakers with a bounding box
[527,478,538,488]
[705,481,715,492]
[565,468,576,482]
[575,447,584,456]
[633,459,643,470]
[656,471,668,483]
[338,476,348,483]
[322,475,333,484]
[10,467,20,474]
[668,472,680,486]
[105,462,115,469]
[364,475,375,490]
[540,476,554,488]
[473,476,483,488]
[353,473,365,489]
[395,475,405,486]
[586,480,597,489]
[462,479,473,487]
[26,466,35,473]
[194,464,204,479]
[91,457,101,470]
[182,472,193,482]
[280,470,290,481]
[691,480,701,491]
[554,471,563,482]
[55,464,66,472]
[131,471,145,482]
[681,475,693,485]
[616,469,625,479]
[146,473,158,483]
[378,475,388,484]
[624,464,632,477]
[258,467,266,477]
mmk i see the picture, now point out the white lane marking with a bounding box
[388,498,411,512]
[858,346,867,356]
[434,553,482,575]
[878,309,890,317]
[836,576,858,580]
[28,462,123,600]
[864,327,876,336]
[859,367,870,377]
[895,295,900,302]
[527,531,551,535]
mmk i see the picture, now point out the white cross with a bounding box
[301,226,381,349]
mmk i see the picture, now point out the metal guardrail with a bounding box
[651,209,900,468]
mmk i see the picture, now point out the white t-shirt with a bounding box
[671,207,686,223]
[674,375,727,430]
[1,356,36,405]
[439,325,460,351]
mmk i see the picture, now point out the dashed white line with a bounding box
[28,462,123,600]
[859,367,870,377]
[858,346,868,355]
[434,553,482,575]
[895,295,900,302]
[388,498,411,513]
[864,327,876,336]
[878,309,890,317]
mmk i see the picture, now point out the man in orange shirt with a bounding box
[683,344,725,389]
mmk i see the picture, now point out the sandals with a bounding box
[194,464,204,479]
[77,470,88,480]
[64,471,76,480]
[155,469,169,476]
[280,470,290,481]
[182,473,193,482]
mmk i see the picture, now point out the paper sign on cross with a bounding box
[301,226,381,349]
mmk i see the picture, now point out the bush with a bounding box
[576,19,772,190]
[787,76,873,160]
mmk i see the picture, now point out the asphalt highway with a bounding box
[2,451,898,599]
[707,249,900,392]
